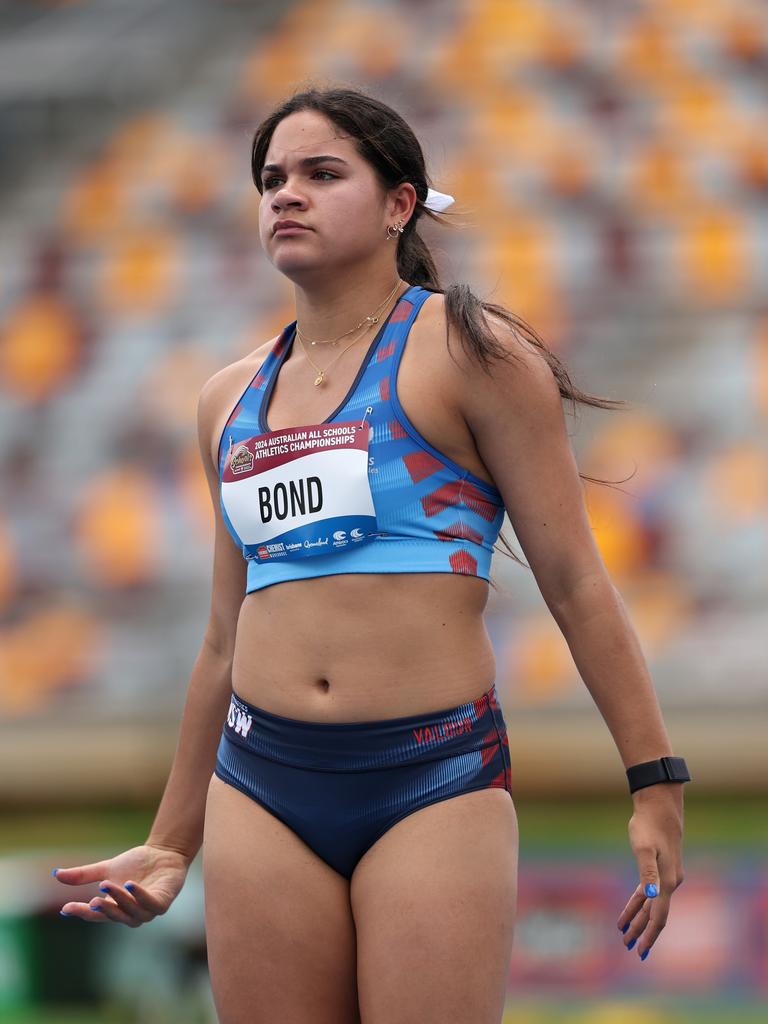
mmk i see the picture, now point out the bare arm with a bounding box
[145,365,248,862]
[455,318,685,958]
[455,323,676,776]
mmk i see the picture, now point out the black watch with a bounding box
[626,756,691,794]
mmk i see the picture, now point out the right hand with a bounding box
[52,843,192,927]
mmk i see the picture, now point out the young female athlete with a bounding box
[52,87,689,1024]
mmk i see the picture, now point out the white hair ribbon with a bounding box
[424,187,455,212]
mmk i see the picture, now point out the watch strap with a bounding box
[626,756,691,794]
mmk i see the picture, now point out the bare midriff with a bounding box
[230,571,497,722]
[221,289,501,723]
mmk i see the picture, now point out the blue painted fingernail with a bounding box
[51,868,59,877]
[59,910,70,916]
[626,938,636,950]
[621,923,630,934]
[640,947,650,960]
[92,905,104,912]
[125,883,135,892]
[99,886,109,893]
[645,883,658,898]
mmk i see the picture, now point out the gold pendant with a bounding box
[314,372,325,386]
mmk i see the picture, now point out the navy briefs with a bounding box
[213,682,513,879]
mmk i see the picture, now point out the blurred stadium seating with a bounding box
[1,2,766,1021]
[0,0,765,797]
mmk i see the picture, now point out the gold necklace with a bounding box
[296,282,406,387]
[297,326,371,387]
[295,279,403,349]
[294,280,405,387]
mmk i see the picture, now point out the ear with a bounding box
[388,181,418,227]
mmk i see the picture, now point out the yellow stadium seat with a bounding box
[619,570,694,655]
[705,442,768,522]
[75,465,163,587]
[431,1,561,92]
[105,112,177,180]
[177,438,214,540]
[468,91,559,168]
[584,485,648,579]
[99,223,178,314]
[585,413,682,490]
[674,203,749,303]
[656,72,739,149]
[0,516,17,615]
[616,12,682,86]
[61,155,128,242]
[471,0,559,63]
[540,130,599,199]
[0,294,83,402]
[479,215,565,345]
[239,27,316,106]
[0,604,103,716]
[627,137,701,216]
[508,612,576,704]
[140,346,219,433]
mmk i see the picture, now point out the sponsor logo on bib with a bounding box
[221,420,378,560]
[230,445,254,475]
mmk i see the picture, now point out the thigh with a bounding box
[203,773,360,1024]
[350,788,518,1024]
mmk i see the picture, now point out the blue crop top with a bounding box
[217,284,506,593]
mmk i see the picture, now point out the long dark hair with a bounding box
[250,85,630,582]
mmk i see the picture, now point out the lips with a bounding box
[273,221,310,234]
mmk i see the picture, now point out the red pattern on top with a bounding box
[434,521,485,544]
[389,418,409,440]
[274,333,288,358]
[461,480,502,521]
[389,299,413,323]
[421,480,464,517]
[379,376,391,401]
[449,549,478,575]
[377,337,397,362]
[403,450,445,484]
[225,402,243,428]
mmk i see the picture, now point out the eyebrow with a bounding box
[261,155,350,176]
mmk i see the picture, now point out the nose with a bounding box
[271,186,308,213]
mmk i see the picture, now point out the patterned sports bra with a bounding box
[217,284,506,594]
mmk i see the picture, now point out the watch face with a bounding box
[663,756,691,782]
[627,757,690,792]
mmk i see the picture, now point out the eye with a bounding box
[262,169,338,189]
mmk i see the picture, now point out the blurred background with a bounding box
[0,0,766,1021]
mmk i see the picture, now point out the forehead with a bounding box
[265,110,358,163]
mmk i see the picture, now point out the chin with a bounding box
[271,257,329,281]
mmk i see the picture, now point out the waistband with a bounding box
[222,683,508,771]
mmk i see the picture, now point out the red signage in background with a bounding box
[508,865,622,992]
[508,859,765,997]
[747,870,768,996]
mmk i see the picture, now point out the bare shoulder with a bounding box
[420,290,557,420]
[197,334,279,471]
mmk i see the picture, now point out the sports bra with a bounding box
[217,284,506,594]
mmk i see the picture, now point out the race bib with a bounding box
[221,419,378,561]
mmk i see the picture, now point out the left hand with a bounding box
[617,783,685,960]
